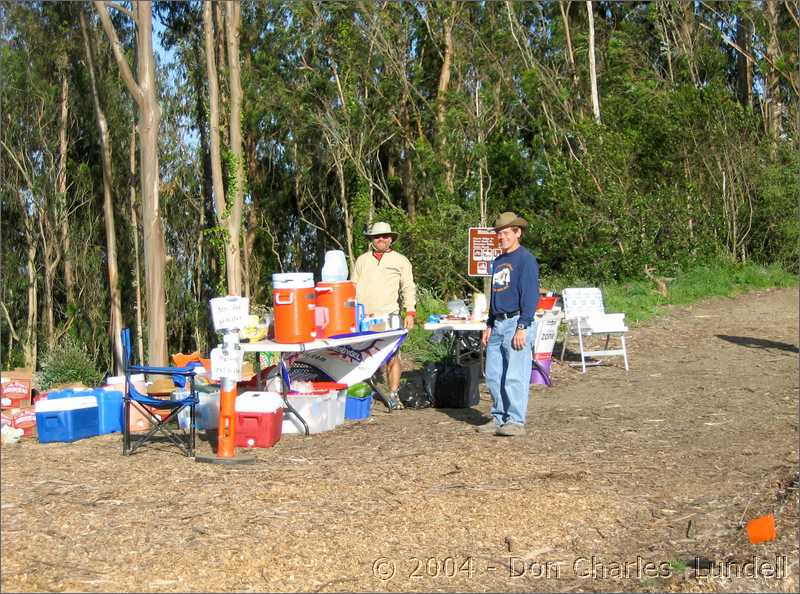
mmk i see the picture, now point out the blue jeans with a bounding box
[485,316,535,426]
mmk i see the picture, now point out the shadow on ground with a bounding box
[717,334,799,353]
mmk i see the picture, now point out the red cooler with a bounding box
[235,391,283,448]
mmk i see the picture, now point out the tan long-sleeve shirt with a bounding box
[351,250,416,317]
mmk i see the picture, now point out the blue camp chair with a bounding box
[120,328,199,457]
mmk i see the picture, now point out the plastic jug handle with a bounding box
[315,286,333,294]
[274,293,294,305]
[315,306,329,329]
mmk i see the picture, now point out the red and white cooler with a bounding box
[235,391,283,449]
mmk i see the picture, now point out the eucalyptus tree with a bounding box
[93,0,168,365]
[79,9,123,373]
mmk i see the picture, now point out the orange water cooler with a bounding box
[273,273,316,343]
[314,281,357,338]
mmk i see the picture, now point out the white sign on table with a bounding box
[210,296,250,331]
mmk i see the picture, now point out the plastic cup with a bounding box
[746,513,776,544]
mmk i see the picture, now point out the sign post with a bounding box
[196,296,255,465]
[467,227,501,277]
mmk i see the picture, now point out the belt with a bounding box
[493,310,520,320]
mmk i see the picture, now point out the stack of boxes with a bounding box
[1,368,35,437]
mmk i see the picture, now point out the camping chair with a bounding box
[559,288,630,373]
[121,328,199,457]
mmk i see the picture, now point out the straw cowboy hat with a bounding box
[364,221,398,240]
[493,211,528,231]
[147,376,177,395]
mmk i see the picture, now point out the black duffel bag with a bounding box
[422,360,481,408]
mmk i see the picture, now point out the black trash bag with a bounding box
[425,360,481,409]
[400,390,432,409]
[422,362,444,405]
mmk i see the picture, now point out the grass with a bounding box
[546,259,796,327]
[405,259,797,364]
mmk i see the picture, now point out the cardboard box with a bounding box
[11,406,36,437]
[1,368,33,410]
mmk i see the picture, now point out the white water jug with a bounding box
[321,250,348,282]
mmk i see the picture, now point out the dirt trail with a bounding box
[2,287,798,592]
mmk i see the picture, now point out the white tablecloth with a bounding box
[239,329,407,387]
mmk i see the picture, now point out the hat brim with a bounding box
[365,231,399,240]
[494,218,528,231]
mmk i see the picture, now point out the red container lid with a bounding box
[537,296,557,310]
[310,382,347,391]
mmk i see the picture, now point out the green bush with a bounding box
[38,336,104,391]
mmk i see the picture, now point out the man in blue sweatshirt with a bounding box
[480,212,539,436]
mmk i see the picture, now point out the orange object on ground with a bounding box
[273,287,317,343]
[315,281,357,338]
[217,380,237,458]
[746,513,777,544]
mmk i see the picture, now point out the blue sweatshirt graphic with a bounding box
[488,246,539,328]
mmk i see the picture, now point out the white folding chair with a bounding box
[559,288,629,373]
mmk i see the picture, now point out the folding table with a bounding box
[423,310,564,382]
[239,329,408,434]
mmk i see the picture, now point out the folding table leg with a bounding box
[366,377,392,412]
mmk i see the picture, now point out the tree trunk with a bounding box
[677,0,699,86]
[94,0,168,365]
[80,9,123,374]
[735,12,753,109]
[586,1,601,123]
[764,0,783,141]
[129,126,145,364]
[559,0,580,111]
[57,70,75,310]
[203,0,229,292]
[225,0,245,296]
[214,0,228,145]
[25,230,38,370]
[436,1,457,194]
[138,14,168,366]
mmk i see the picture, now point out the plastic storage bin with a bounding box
[309,382,347,427]
[345,394,373,420]
[283,391,336,435]
[235,391,283,448]
[35,396,99,443]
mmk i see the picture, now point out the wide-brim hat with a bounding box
[147,376,177,395]
[364,221,398,240]
[493,211,528,231]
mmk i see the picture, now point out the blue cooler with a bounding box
[46,388,93,399]
[35,396,99,443]
[95,390,123,434]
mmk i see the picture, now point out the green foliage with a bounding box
[38,336,104,391]
[203,227,230,296]
[400,286,450,365]
[548,260,797,328]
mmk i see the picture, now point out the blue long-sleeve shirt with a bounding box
[488,246,539,329]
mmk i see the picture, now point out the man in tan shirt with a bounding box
[351,222,416,409]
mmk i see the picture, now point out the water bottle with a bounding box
[321,250,348,282]
[356,303,366,331]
